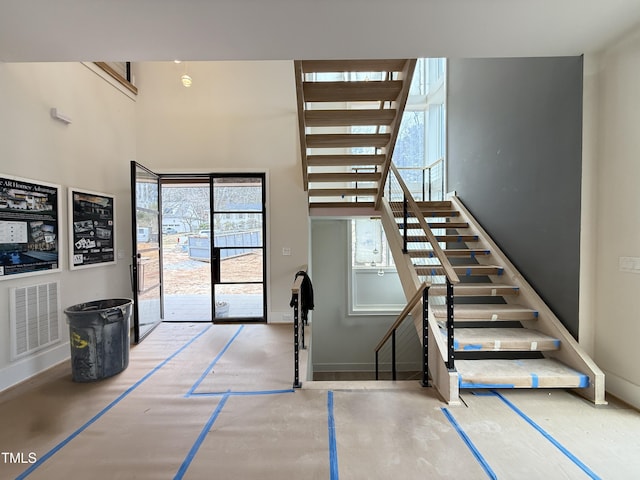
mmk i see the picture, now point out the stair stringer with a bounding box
[449,195,606,405]
[380,198,460,404]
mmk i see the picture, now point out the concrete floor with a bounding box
[1,322,640,479]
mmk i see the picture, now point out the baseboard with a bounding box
[602,369,640,410]
[0,342,70,394]
[313,361,421,373]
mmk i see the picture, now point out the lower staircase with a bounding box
[379,168,605,404]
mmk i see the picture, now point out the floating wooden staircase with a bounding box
[381,195,605,404]
[294,59,416,214]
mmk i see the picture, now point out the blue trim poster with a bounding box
[0,175,60,278]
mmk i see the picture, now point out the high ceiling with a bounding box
[1,0,640,62]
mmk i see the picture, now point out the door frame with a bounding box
[130,161,164,343]
[209,172,267,323]
[156,171,268,323]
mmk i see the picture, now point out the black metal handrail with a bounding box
[291,272,306,388]
[395,158,445,202]
[375,282,429,384]
[387,163,459,371]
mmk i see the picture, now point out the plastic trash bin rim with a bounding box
[64,298,133,314]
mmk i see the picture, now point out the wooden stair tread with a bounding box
[429,284,519,296]
[303,81,403,102]
[393,210,459,218]
[308,172,381,183]
[306,133,391,148]
[307,154,386,167]
[399,221,470,230]
[456,358,590,389]
[449,328,560,352]
[432,304,538,321]
[300,59,409,73]
[390,200,451,208]
[410,248,490,258]
[408,234,477,242]
[309,201,375,209]
[305,109,397,127]
[416,265,504,277]
[308,187,378,197]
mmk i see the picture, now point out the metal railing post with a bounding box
[375,351,379,380]
[446,278,455,370]
[402,195,408,253]
[421,286,430,387]
[293,292,302,388]
[301,310,306,350]
[392,330,397,381]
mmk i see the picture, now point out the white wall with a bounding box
[311,219,421,374]
[0,62,136,391]
[133,61,308,321]
[589,27,640,409]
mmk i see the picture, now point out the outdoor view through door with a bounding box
[161,174,266,323]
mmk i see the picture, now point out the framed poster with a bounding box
[68,188,116,269]
[0,175,61,279]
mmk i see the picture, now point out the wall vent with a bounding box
[10,282,62,361]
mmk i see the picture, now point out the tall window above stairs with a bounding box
[394,58,446,202]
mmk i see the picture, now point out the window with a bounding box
[347,59,448,313]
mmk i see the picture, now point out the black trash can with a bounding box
[64,298,132,382]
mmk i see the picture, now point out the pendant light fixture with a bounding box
[175,60,193,87]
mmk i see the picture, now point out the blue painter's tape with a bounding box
[492,391,601,480]
[328,391,340,480]
[484,250,490,255]
[431,268,437,276]
[190,389,295,397]
[457,236,463,242]
[578,375,590,388]
[460,381,515,389]
[463,344,483,351]
[16,325,212,480]
[471,251,476,259]
[553,339,561,348]
[441,408,497,479]
[534,311,539,318]
[497,268,504,276]
[429,251,434,258]
[174,392,231,480]
[186,325,244,397]
[466,268,472,276]
[531,373,539,388]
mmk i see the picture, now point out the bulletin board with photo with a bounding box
[0,175,61,279]
[69,188,116,269]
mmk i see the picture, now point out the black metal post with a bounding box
[392,330,397,381]
[402,195,408,253]
[446,279,455,370]
[301,311,306,350]
[421,286,430,387]
[422,168,426,201]
[428,167,432,202]
[293,293,302,388]
[375,351,379,380]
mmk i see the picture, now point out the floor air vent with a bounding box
[10,282,61,361]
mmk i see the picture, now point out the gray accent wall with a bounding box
[447,57,583,337]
